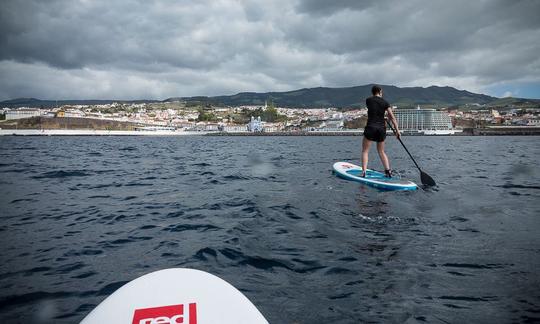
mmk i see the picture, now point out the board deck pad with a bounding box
[81,268,269,324]
[333,161,417,191]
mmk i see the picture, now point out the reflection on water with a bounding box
[0,136,539,323]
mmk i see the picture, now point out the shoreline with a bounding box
[0,129,208,136]
[1,128,540,136]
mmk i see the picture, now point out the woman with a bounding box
[362,85,401,177]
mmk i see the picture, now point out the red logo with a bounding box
[132,303,197,324]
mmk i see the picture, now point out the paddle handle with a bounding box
[386,119,422,172]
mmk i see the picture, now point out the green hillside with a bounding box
[167,84,497,108]
[3,84,539,109]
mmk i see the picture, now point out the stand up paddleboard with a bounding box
[333,161,417,191]
[81,268,268,324]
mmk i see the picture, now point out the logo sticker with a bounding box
[132,303,197,324]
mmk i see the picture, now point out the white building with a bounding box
[222,125,248,132]
[323,119,344,130]
[247,116,263,132]
[214,107,232,113]
[394,107,454,134]
[5,108,43,120]
[526,119,540,126]
[63,109,85,118]
[205,124,220,131]
[263,125,280,132]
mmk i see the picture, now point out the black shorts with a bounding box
[364,125,386,142]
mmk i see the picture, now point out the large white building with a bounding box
[394,107,456,134]
[5,108,43,120]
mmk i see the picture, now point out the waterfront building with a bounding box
[247,116,263,132]
[321,118,344,130]
[173,121,195,129]
[263,125,279,132]
[135,126,176,131]
[204,123,220,131]
[394,106,457,135]
[63,109,85,118]
[223,125,248,132]
[5,108,43,120]
[526,119,540,126]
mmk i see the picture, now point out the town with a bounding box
[1,99,540,135]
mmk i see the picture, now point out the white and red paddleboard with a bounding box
[80,268,268,324]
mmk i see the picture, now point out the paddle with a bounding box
[386,119,436,186]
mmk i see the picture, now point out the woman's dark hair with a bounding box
[371,85,382,95]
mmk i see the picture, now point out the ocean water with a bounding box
[0,136,539,323]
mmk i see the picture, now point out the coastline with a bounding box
[0,129,208,136]
[1,127,540,136]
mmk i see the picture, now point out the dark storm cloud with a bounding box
[0,0,539,99]
[293,0,540,54]
[0,0,222,70]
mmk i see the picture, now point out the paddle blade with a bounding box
[420,170,436,186]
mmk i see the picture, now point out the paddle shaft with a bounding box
[386,120,422,172]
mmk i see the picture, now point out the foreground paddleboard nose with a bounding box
[81,268,269,324]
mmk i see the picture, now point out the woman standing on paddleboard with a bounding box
[361,85,401,177]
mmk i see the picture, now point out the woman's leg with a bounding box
[362,137,372,175]
[377,140,390,171]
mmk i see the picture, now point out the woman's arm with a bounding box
[386,107,401,139]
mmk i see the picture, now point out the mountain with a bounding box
[166,84,498,108]
[3,84,538,109]
[484,97,540,108]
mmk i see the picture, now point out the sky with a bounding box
[0,0,539,100]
